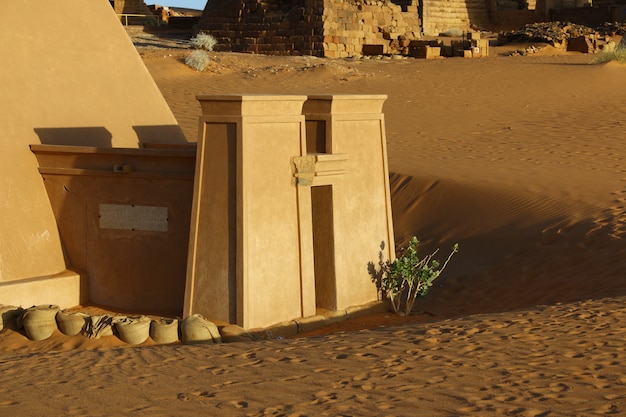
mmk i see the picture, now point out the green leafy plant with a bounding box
[190,32,218,51]
[381,237,458,316]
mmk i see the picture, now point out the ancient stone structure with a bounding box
[421,0,490,36]
[196,0,423,57]
[110,0,152,15]
[2,1,396,330]
[499,21,626,52]
[185,94,395,329]
[1,0,188,310]
[196,0,626,55]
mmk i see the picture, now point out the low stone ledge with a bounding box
[265,320,299,339]
[294,315,328,333]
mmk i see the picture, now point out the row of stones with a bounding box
[224,300,387,342]
[0,301,387,347]
[0,305,217,345]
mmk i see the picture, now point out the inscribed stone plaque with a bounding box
[292,155,316,186]
[99,204,168,232]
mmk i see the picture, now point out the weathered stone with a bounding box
[181,314,222,344]
[499,21,626,52]
[195,0,423,58]
[220,324,257,343]
[294,315,327,333]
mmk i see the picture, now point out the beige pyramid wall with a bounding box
[0,0,187,306]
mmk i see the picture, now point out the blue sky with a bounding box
[157,0,207,10]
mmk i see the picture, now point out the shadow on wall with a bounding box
[29,137,197,314]
[391,0,413,12]
[133,125,190,146]
[34,127,113,147]
[34,125,188,148]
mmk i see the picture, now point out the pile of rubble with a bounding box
[499,21,626,51]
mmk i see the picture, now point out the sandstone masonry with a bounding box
[422,0,490,36]
[196,0,424,57]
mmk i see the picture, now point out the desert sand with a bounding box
[2,40,626,416]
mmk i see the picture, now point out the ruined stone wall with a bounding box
[321,0,422,57]
[196,0,422,57]
[111,0,153,15]
[196,0,320,56]
[421,0,490,35]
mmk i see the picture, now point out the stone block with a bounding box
[220,324,256,343]
[410,45,441,59]
[265,321,299,339]
[344,301,387,318]
[362,44,385,55]
[467,31,481,40]
[294,315,327,333]
[321,309,348,325]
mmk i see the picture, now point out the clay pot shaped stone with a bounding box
[181,314,222,345]
[115,316,151,345]
[150,317,179,344]
[20,305,60,341]
[1,305,24,331]
[56,310,89,336]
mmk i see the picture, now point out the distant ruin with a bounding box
[196,0,423,57]
[195,0,626,57]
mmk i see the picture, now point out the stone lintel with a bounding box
[313,153,348,178]
[304,94,387,115]
[196,94,308,117]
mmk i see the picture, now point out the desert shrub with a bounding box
[185,50,210,71]
[439,28,464,37]
[380,237,458,316]
[190,32,218,51]
[593,46,626,64]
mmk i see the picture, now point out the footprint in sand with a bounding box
[310,390,338,404]
[352,372,369,381]
[240,351,258,359]
[229,400,248,409]
[258,405,289,416]
[278,356,307,363]
[355,352,379,359]
[211,380,238,388]
[313,367,334,373]
[280,374,308,382]
[197,365,230,375]
[332,379,350,389]
[376,402,395,410]
[240,358,264,367]
[177,391,216,401]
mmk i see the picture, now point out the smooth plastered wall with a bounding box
[186,95,395,329]
[0,0,186,288]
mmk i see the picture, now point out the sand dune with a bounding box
[2,46,626,416]
[2,297,626,416]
